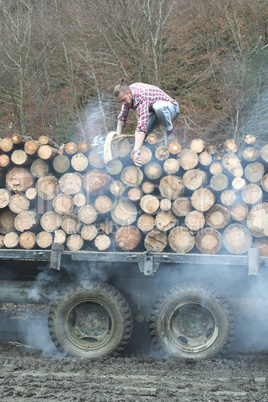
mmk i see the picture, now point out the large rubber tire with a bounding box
[150,282,235,360]
[48,281,133,358]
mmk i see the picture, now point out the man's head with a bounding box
[113,82,133,108]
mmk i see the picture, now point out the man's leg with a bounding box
[152,101,179,135]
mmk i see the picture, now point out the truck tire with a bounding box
[48,281,133,358]
[150,282,235,360]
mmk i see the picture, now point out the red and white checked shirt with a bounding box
[117,83,178,133]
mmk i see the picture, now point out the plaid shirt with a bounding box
[117,83,178,133]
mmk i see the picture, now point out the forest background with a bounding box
[0,0,267,148]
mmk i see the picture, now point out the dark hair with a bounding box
[113,78,129,97]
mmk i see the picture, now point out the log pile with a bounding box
[0,134,267,255]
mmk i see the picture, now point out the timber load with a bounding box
[0,134,267,255]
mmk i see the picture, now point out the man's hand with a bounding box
[132,150,142,167]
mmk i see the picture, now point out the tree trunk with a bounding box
[36,176,58,200]
[71,153,89,172]
[61,213,81,234]
[159,175,184,200]
[4,232,19,248]
[155,146,170,161]
[40,211,62,232]
[137,214,155,232]
[144,162,163,179]
[144,228,168,252]
[168,226,195,253]
[94,195,113,213]
[0,189,10,208]
[178,149,198,170]
[230,203,248,222]
[94,234,110,251]
[191,188,215,211]
[0,210,16,234]
[205,204,230,229]
[163,158,180,174]
[155,211,176,231]
[59,172,82,195]
[81,224,98,241]
[128,187,142,202]
[14,211,39,232]
[209,162,223,175]
[24,140,39,155]
[190,138,205,153]
[244,162,265,183]
[220,190,236,206]
[185,210,205,231]
[30,159,49,178]
[195,228,222,254]
[36,231,53,248]
[121,166,143,187]
[140,194,159,214]
[241,184,262,205]
[111,199,137,226]
[105,159,123,176]
[52,194,74,214]
[9,194,30,214]
[78,205,98,224]
[141,181,154,194]
[168,142,182,155]
[183,169,207,190]
[172,197,192,217]
[115,226,141,250]
[223,224,252,254]
[52,155,70,174]
[210,173,229,192]
[66,234,84,251]
[83,170,110,196]
[247,203,268,237]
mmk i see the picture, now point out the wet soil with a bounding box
[0,298,268,401]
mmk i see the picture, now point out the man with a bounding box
[114,82,179,166]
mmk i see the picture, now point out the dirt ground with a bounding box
[0,298,268,402]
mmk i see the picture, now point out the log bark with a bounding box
[83,170,111,196]
[230,203,249,222]
[209,162,223,175]
[223,223,252,254]
[30,159,49,178]
[242,147,259,162]
[14,211,39,232]
[241,184,262,205]
[155,146,170,161]
[140,194,159,214]
[220,190,236,206]
[191,188,215,211]
[19,231,36,250]
[111,199,137,226]
[0,154,10,168]
[190,138,205,153]
[4,232,19,248]
[185,210,205,231]
[24,140,39,155]
[81,224,98,241]
[155,211,176,231]
[168,142,182,155]
[163,158,180,174]
[94,195,113,213]
[52,194,74,214]
[0,189,10,208]
[78,205,98,224]
[198,151,212,166]
[253,238,268,256]
[183,169,207,191]
[261,174,268,192]
[37,145,57,160]
[61,213,81,234]
[168,226,195,253]
[159,175,184,200]
[244,162,265,183]
[73,193,87,207]
[38,135,59,148]
[115,226,141,251]
[59,172,82,195]
[210,173,229,192]
[36,231,53,248]
[9,194,30,214]
[54,229,66,244]
[0,210,16,234]
[0,137,13,153]
[128,187,142,202]
[172,197,192,217]
[144,228,168,252]
[159,198,172,211]
[141,181,154,194]
[65,142,77,155]
[205,204,230,229]
[0,235,4,248]
[110,180,125,197]
[88,148,105,168]
[178,149,198,170]
[195,228,222,254]
[144,162,163,180]
[121,166,143,187]
[40,211,62,232]
[36,176,58,200]
[11,150,29,166]
[71,153,89,172]
[105,159,123,176]
[247,203,268,237]
[52,155,70,173]
[66,234,84,251]
[94,234,110,251]
[137,214,155,232]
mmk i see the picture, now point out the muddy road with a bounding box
[0,297,268,401]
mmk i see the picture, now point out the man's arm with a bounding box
[132,130,145,167]
[116,119,125,135]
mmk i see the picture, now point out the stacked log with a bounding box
[0,133,267,255]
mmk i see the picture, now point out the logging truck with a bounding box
[0,133,267,360]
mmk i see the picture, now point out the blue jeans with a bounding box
[146,101,179,135]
